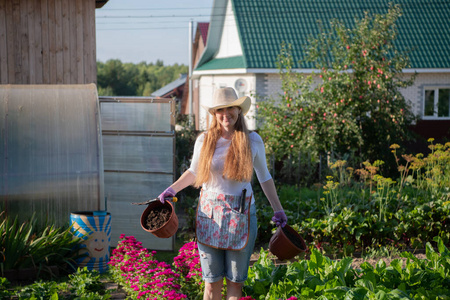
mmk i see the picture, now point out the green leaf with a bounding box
[389,259,403,274]
[271,265,287,285]
[375,259,386,275]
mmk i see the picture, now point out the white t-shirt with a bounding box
[188,131,272,203]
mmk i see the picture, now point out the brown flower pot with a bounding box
[269,224,307,260]
[140,200,178,238]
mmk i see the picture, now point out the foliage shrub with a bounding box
[1,267,110,300]
[254,141,450,256]
[96,59,188,96]
[257,5,417,182]
[243,237,450,299]
[0,213,82,276]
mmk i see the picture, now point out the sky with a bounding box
[95,0,214,66]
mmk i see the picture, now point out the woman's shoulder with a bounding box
[192,132,207,146]
[196,131,207,141]
[249,131,264,144]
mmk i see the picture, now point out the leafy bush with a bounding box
[0,213,82,276]
[243,237,450,299]
[254,142,450,256]
[258,5,416,179]
[69,267,109,298]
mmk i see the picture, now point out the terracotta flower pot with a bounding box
[140,200,178,238]
[269,224,307,260]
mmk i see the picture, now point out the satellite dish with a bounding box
[235,78,247,94]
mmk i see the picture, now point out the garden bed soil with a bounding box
[251,251,427,270]
[348,253,427,270]
[145,206,171,230]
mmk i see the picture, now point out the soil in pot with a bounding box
[145,206,171,230]
[282,226,306,250]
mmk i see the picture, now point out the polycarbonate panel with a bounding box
[99,97,176,250]
[101,102,172,132]
[104,172,174,250]
[0,84,104,226]
[103,135,173,173]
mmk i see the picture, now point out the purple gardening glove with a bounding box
[158,187,176,203]
[272,210,287,227]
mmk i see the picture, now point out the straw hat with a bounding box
[202,87,251,116]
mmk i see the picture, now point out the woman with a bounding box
[158,87,287,300]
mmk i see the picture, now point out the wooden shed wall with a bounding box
[0,0,97,84]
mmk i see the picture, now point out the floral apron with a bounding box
[196,189,252,250]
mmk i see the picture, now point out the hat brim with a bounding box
[202,96,251,116]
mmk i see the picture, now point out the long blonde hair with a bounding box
[194,112,253,187]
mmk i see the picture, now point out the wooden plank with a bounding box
[0,0,8,83]
[41,0,50,83]
[62,0,70,83]
[20,0,29,83]
[12,0,21,83]
[5,0,14,83]
[82,0,91,84]
[27,0,36,83]
[48,0,56,83]
[34,0,43,84]
[55,0,63,83]
[76,0,83,84]
[87,0,96,84]
[69,0,77,83]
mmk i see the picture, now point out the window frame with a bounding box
[422,85,450,120]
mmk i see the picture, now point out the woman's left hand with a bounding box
[272,210,287,227]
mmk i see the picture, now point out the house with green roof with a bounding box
[192,0,450,139]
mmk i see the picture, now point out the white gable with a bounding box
[215,0,243,58]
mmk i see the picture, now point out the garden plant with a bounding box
[257,5,416,183]
[2,4,449,300]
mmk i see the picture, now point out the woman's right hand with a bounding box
[272,210,287,227]
[158,187,176,203]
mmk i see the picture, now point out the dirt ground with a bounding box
[348,253,427,270]
[250,251,428,270]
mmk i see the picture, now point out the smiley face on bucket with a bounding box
[86,231,108,258]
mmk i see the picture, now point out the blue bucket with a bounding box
[70,211,111,273]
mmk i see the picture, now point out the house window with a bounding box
[423,87,450,119]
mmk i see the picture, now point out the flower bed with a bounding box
[108,234,187,299]
[109,235,450,299]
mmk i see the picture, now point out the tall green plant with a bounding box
[257,5,416,172]
[0,213,82,274]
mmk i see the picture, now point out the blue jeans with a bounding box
[197,204,257,283]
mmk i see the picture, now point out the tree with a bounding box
[257,5,416,176]
[96,60,188,96]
